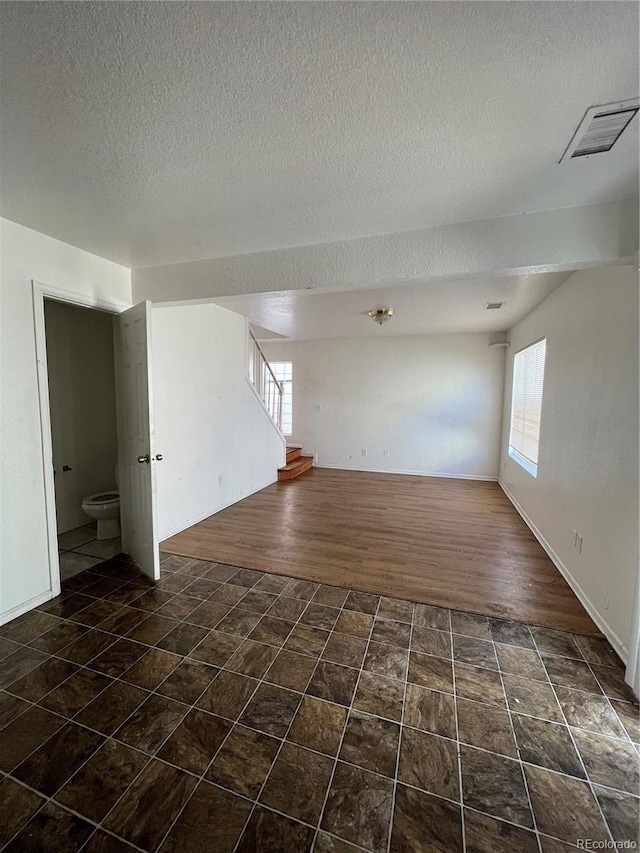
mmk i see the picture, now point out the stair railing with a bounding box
[248,329,284,432]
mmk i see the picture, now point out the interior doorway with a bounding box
[44,298,121,580]
[33,282,160,598]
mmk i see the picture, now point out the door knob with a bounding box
[137,454,150,464]
[154,454,163,461]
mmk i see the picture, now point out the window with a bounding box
[508,338,546,477]
[266,361,293,436]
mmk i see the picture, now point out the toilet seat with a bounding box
[83,492,119,506]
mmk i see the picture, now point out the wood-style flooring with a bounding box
[161,468,600,635]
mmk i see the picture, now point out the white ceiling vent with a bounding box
[560,99,639,161]
[484,302,505,310]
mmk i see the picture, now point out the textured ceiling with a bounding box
[214,271,571,339]
[0,1,638,268]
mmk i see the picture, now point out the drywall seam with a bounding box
[499,480,627,662]
[316,464,497,482]
[158,474,278,541]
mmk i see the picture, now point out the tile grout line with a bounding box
[529,633,617,845]
[309,594,383,853]
[449,609,469,853]
[385,599,417,853]
[491,629,545,853]
[2,562,638,851]
[226,584,345,853]
[147,578,347,853]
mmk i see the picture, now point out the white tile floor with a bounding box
[57,523,122,580]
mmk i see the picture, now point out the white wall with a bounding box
[262,334,504,480]
[152,303,285,541]
[44,300,118,533]
[0,218,131,620]
[499,266,639,661]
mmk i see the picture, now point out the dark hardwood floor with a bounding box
[161,468,600,635]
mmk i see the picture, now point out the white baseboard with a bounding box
[499,480,627,662]
[0,589,54,627]
[315,463,497,482]
[159,474,278,542]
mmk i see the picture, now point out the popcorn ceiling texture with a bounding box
[1,1,638,268]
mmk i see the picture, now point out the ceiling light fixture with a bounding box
[368,308,394,325]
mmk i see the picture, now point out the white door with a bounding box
[114,301,160,580]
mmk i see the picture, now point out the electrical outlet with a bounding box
[572,529,578,547]
[315,403,321,411]
[601,588,610,611]
[218,475,223,486]
[577,534,583,554]
[383,450,390,457]
[361,448,367,456]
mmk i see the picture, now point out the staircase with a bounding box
[278,446,314,482]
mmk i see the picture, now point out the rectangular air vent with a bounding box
[560,99,639,161]
[484,302,505,310]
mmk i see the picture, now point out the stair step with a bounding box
[278,455,314,481]
[286,446,302,463]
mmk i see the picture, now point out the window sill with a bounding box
[508,447,538,478]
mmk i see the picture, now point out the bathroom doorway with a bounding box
[43,298,121,580]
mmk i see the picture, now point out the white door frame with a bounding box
[32,280,130,599]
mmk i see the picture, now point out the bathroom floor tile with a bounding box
[287,694,348,755]
[524,764,610,844]
[115,693,188,754]
[398,727,459,800]
[511,713,585,777]
[75,679,149,735]
[12,721,104,797]
[157,708,232,774]
[0,777,45,847]
[390,784,463,853]
[38,667,112,717]
[156,658,219,704]
[307,660,359,706]
[572,728,640,794]
[594,785,640,845]
[160,780,252,853]
[73,537,122,560]
[55,738,148,822]
[189,628,242,666]
[239,682,301,737]
[339,709,400,777]
[4,801,94,852]
[103,759,198,851]
[197,669,259,720]
[260,741,333,824]
[321,761,394,853]
[236,805,315,853]
[404,683,456,737]
[463,808,538,853]
[264,648,317,692]
[501,672,564,721]
[353,671,405,722]
[121,646,182,690]
[0,556,630,852]
[461,745,533,828]
[457,698,517,757]
[0,705,65,771]
[206,724,280,798]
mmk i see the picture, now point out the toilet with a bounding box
[82,466,120,540]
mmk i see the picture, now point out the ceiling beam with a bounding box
[133,199,638,303]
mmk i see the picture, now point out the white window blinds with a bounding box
[509,339,546,477]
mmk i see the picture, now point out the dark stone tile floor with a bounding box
[0,552,638,852]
